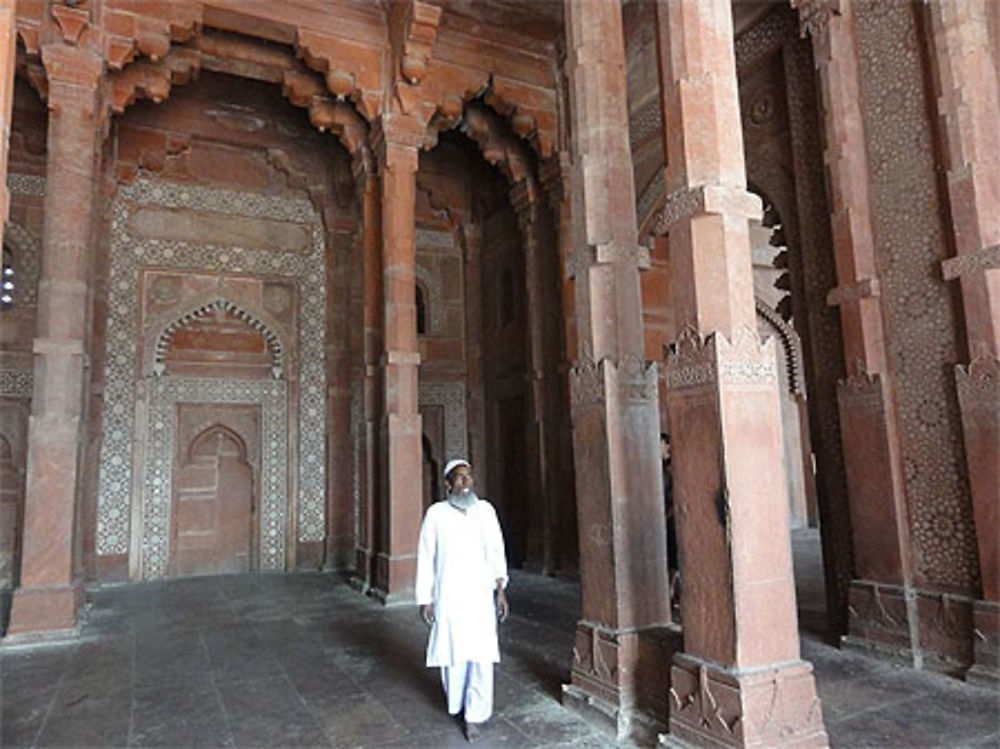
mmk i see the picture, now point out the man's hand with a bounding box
[496,588,509,623]
[420,603,435,626]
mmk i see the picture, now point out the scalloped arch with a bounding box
[152,298,285,378]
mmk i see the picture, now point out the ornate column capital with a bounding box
[371,114,424,174]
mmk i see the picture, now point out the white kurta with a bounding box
[415,499,508,667]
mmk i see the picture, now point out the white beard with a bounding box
[447,488,478,510]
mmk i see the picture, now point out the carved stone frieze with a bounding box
[836,370,885,411]
[664,325,777,392]
[664,326,717,391]
[569,354,657,413]
[653,184,762,236]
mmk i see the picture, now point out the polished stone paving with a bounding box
[2,532,998,748]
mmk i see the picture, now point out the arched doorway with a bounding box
[171,424,256,577]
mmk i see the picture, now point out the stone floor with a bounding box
[2,531,998,748]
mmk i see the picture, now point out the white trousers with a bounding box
[440,661,493,723]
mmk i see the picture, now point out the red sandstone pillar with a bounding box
[0,0,15,233]
[793,0,920,667]
[653,1,827,746]
[6,46,104,640]
[540,154,580,573]
[928,0,1000,686]
[460,221,487,489]
[352,147,382,590]
[561,0,671,738]
[370,114,424,603]
[511,178,553,571]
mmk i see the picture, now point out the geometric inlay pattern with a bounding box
[856,1,977,588]
[97,176,326,560]
[0,368,33,398]
[141,377,287,579]
[419,381,468,460]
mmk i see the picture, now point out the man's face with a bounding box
[449,465,474,495]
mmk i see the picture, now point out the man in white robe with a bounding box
[415,458,508,742]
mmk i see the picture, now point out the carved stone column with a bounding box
[654,1,827,746]
[540,153,579,573]
[460,222,487,485]
[793,0,920,666]
[0,0,15,232]
[352,147,382,591]
[510,177,552,571]
[928,0,1000,686]
[370,114,424,603]
[561,0,671,738]
[6,46,104,640]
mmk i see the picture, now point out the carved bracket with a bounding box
[790,0,842,40]
[941,243,1000,281]
[296,28,384,122]
[395,0,442,85]
[108,47,200,114]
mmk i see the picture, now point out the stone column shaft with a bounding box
[928,0,1000,686]
[794,0,919,667]
[0,0,15,230]
[461,222,487,489]
[7,46,104,639]
[655,1,826,746]
[511,179,553,571]
[562,0,671,738]
[371,115,423,603]
[353,153,382,590]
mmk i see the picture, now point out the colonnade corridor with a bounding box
[2,536,996,749]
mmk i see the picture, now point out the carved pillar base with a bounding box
[957,357,999,684]
[563,622,681,742]
[661,653,827,749]
[968,599,1000,686]
[5,581,83,643]
[842,580,975,675]
[370,550,417,606]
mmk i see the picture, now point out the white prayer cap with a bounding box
[444,458,470,479]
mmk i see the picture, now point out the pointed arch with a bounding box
[187,423,249,465]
